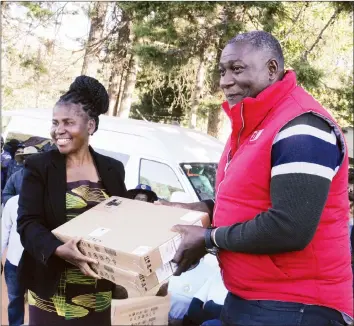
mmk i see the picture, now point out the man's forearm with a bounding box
[213,113,340,255]
[213,173,330,254]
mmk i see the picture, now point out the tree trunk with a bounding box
[207,5,238,139]
[207,105,223,138]
[113,68,127,116]
[207,41,224,138]
[107,6,130,115]
[107,67,121,116]
[189,54,206,129]
[81,2,108,77]
[118,53,139,118]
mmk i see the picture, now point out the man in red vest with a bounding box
[160,31,353,325]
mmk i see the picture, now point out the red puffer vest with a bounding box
[213,70,353,317]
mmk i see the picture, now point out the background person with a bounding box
[182,270,227,326]
[5,145,26,181]
[1,195,25,326]
[2,146,39,205]
[1,136,12,191]
[127,184,158,202]
[17,75,127,325]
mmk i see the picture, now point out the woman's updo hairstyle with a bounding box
[57,75,109,133]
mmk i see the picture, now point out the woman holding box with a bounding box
[17,76,127,325]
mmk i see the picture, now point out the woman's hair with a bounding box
[57,75,109,133]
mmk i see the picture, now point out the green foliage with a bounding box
[291,60,324,89]
[3,1,353,131]
[20,2,53,20]
[19,55,48,75]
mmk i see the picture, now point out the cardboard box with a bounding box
[80,244,176,297]
[111,295,170,325]
[52,196,209,276]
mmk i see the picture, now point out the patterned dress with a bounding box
[28,180,113,325]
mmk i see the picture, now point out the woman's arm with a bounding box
[17,159,64,265]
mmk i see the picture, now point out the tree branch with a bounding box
[71,21,127,54]
[280,2,309,43]
[302,7,341,61]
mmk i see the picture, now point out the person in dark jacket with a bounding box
[5,147,25,182]
[2,146,39,205]
[1,136,12,191]
[17,76,127,326]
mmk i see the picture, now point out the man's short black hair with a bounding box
[228,31,284,70]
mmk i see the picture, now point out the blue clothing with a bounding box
[4,259,25,326]
[220,292,346,326]
[202,319,222,326]
[1,150,12,190]
[168,255,220,321]
[2,169,24,205]
[6,160,23,182]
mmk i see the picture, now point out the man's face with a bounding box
[135,193,149,202]
[219,42,277,107]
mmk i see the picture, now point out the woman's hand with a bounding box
[54,237,101,279]
[112,285,128,299]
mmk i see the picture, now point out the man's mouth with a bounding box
[225,93,242,100]
[56,138,72,145]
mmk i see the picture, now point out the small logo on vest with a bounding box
[250,129,264,142]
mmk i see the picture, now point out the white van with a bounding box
[2,109,224,203]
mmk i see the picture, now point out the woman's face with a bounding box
[50,103,95,155]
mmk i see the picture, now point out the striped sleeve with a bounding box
[214,113,343,254]
[271,117,341,181]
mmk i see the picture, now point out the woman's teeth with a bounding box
[56,138,71,145]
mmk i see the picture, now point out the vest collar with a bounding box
[222,70,297,151]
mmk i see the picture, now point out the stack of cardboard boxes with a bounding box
[52,196,209,324]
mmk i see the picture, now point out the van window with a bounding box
[94,148,130,167]
[139,159,184,200]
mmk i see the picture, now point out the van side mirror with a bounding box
[170,191,194,203]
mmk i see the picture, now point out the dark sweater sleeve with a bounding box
[214,113,343,254]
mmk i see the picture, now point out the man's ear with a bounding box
[268,59,279,81]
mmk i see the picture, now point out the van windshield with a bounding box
[180,163,218,201]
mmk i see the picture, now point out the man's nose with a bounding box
[220,70,235,89]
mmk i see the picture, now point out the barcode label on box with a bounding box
[155,262,173,283]
[88,227,110,237]
[159,240,176,264]
[173,235,182,250]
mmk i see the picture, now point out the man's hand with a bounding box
[54,237,101,279]
[171,225,207,276]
